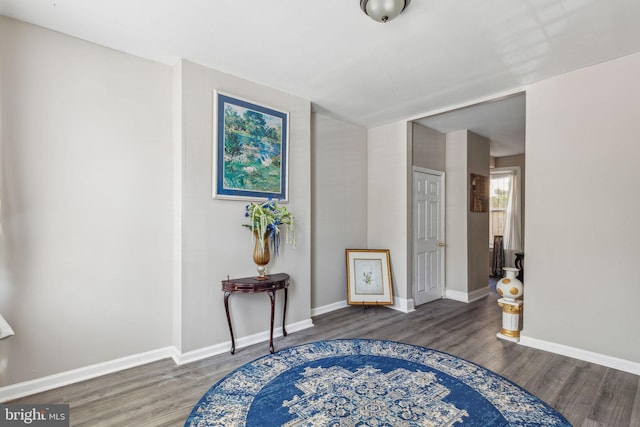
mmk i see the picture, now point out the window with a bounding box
[489,171,512,247]
[489,167,521,250]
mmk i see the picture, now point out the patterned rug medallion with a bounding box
[185,339,571,426]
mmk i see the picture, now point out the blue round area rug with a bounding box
[185,339,571,426]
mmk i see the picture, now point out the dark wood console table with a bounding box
[221,273,289,354]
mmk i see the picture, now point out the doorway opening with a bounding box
[490,166,522,287]
[411,92,526,302]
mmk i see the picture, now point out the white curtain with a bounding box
[502,171,522,267]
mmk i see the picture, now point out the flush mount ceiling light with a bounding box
[360,0,411,23]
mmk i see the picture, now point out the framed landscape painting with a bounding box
[346,249,393,305]
[213,91,289,201]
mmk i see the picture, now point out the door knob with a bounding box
[438,242,445,247]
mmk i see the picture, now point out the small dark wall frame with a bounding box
[470,173,489,212]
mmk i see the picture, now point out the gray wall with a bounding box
[0,17,174,385]
[177,60,312,353]
[0,17,313,389]
[444,130,490,297]
[444,131,469,294]
[466,132,490,293]
[524,51,640,364]
[412,123,446,171]
[311,113,367,311]
[367,123,411,306]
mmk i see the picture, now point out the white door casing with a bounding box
[413,168,445,306]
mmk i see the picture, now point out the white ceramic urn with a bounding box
[496,267,523,301]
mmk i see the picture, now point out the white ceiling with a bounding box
[2,0,640,155]
[416,93,526,157]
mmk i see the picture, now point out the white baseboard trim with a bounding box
[0,346,176,403]
[311,298,415,316]
[519,335,640,376]
[445,287,489,303]
[390,296,415,313]
[0,318,315,402]
[311,300,348,317]
[175,318,314,365]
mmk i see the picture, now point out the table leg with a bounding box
[268,290,276,353]
[223,292,235,355]
[282,287,288,337]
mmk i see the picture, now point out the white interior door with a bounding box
[413,168,445,306]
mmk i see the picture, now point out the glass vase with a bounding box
[253,231,271,279]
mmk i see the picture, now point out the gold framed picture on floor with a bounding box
[346,249,393,305]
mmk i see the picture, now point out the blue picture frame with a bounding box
[213,91,289,201]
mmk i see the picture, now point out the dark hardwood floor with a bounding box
[11,290,640,426]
